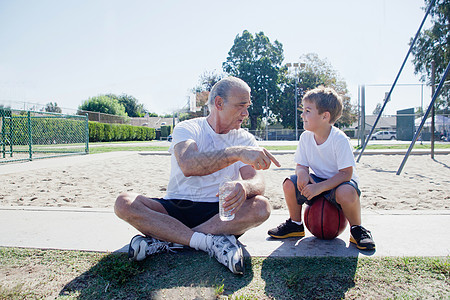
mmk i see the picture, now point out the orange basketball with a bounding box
[304,196,348,240]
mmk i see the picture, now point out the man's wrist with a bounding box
[224,146,241,164]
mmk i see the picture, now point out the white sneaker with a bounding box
[128,235,173,261]
[205,234,244,275]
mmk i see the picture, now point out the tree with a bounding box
[105,94,146,117]
[79,95,127,117]
[273,53,357,129]
[44,102,62,113]
[223,30,284,130]
[410,0,450,110]
[192,70,225,94]
[187,70,225,119]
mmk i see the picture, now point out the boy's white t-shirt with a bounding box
[164,117,258,203]
[294,126,359,184]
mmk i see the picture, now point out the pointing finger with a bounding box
[263,148,281,167]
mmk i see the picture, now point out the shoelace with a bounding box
[145,238,174,255]
[207,236,234,262]
[353,227,371,240]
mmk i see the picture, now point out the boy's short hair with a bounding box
[302,86,343,124]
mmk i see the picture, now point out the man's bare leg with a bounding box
[114,192,194,245]
[193,195,271,236]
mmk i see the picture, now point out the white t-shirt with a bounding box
[164,117,258,202]
[294,126,359,184]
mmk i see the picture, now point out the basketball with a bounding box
[304,196,348,240]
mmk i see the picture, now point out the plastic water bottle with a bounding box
[219,181,235,221]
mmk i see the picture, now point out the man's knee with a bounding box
[252,195,271,222]
[114,192,134,220]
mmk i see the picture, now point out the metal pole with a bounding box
[295,76,298,140]
[28,111,32,161]
[357,85,361,147]
[265,89,268,141]
[397,60,450,175]
[356,0,435,162]
[431,60,436,159]
[85,113,89,154]
[361,85,366,148]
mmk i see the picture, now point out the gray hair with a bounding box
[207,76,251,111]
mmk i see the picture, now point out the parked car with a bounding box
[371,131,396,140]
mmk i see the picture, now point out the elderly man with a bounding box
[115,76,280,274]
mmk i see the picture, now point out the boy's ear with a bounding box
[322,111,331,121]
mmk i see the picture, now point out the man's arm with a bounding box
[239,164,265,198]
[174,139,280,177]
[221,164,265,213]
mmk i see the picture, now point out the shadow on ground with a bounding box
[59,250,253,299]
[261,256,359,299]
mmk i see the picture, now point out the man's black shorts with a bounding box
[286,174,361,209]
[152,198,219,228]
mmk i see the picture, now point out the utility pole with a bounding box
[431,60,436,159]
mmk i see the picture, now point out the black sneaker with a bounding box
[350,225,376,250]
[268,218,305,239]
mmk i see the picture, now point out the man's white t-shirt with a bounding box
[164,117,258,203]
[294,126,359,184]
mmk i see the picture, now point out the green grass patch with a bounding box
[0,248,448,299]
[87,142,450,154]
[89,146,169,154]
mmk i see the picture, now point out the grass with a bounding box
[87,142,450,154]
[0,247,448,299]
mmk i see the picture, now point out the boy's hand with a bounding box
[300,183,322,200]
[296,175,309,192]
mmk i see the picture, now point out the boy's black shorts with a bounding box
[152,198,219,229]
[286,174,361,209]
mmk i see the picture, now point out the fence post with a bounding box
[1,109,4,158]
[85,113,89,154]
[28,111,33,161]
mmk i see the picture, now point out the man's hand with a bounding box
[220,181,247,214]
[237,147,281,170]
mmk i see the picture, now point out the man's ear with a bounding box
[215,96,224,111]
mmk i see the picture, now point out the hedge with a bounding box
[88,121,156,142]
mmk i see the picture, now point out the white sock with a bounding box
[189,232,208,251]
[291,219,303,226]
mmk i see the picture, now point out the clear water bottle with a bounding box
[219,180,235,221]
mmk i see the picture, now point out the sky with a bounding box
[0,0,434,116]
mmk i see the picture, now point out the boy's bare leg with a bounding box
[335,185,361,227]
[283,179,302,222]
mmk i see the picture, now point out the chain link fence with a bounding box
[1,108,89,163]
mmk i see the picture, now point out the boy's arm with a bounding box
[295,164,310,191]
[301,166,353,200]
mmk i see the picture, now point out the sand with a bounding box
[0,152,449,211]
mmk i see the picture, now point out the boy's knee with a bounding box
[335,185,358,205]
[283,178,295,194]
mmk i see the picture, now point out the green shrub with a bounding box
[160,125,173,138]
[88,122,155,142]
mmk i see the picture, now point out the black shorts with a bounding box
[286,174,361,209]
[152,198,219,228]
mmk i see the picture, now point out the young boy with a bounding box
[268,86,375,250]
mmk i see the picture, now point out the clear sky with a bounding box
[0,0,434,116]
